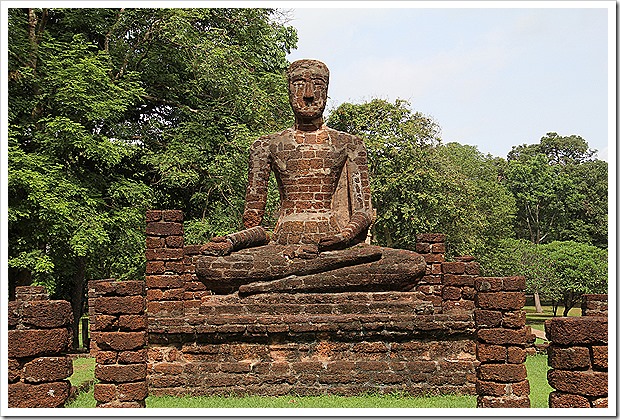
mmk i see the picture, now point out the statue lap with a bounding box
[195,243,425,295]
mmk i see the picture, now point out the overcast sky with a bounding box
[285,3,612,161]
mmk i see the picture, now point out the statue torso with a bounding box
[267,127,352,245]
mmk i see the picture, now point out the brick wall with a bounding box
[545,294,608,408]
[474,276,534,408]
[89,280,148,407]
[8,286,73,408]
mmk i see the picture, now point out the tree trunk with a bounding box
[70,256,87,350]
[533,292,543,313]
[8,267,32,301]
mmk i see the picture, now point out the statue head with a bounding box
[287,59,329,123]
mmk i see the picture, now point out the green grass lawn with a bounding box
[66,354,551,408]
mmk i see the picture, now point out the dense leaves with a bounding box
[505,132,607,247]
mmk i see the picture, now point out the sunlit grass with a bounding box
[525,354,552,408]
[68,357,95,388]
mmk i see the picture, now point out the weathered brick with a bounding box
[146,275,184,289]
[8,329,70,358]
[118,381,148,401]
[146,221,183,236]
[415,242,431,253]
[506,347,526,364]
[145,248,184,261]
[548,391,590,408]
[162,209,183,222]
[416,233,445,243]
[165,236,184,248]
[547,370,607,397]
[145,210,162,222]
[478,363,527,382]
[442,262,466,274]
[94,383,117,403]
[548,346,591,370]
[21,300,73,328]
[118,349,148,364]
[96,351,118,365]
[592,346,608,370]
[91,314,118,331]
[118,315,147,331]
[476,380,510,396]
[146,261,165,274]
[8,301,19,328]
[476,344,506,363]
[8,358,21,383]
[147,301,185,317]
[22,356,73,383]
[423,253,445,263]
[93,296,145,315]
[477,327,531,345]
[502,310,526,328]
[442,286,462,300]
[592,397,608,408]
[95,364,147,383]
[474,309,502,328]
[92,331,147,351]
[430,242,445,253]
[8,381,71,408]
[476,292,525,311]
[545,317,607,345]
[464,262,480,275]
[477,395,530,408]
[443,274,476,286]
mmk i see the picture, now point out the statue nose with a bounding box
[303,81,315,100]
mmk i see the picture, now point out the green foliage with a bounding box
[327,99,515,257]
[505,132,607,247]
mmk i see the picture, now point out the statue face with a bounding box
[288,60,329,120]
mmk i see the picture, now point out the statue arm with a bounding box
[242,136,271,229]
[342,136,374,239]
[319,135,373,249]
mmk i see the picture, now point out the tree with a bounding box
[505,132,607,246]
[539,241,608,316]
[327,99,516,257]
[8,8,297,347]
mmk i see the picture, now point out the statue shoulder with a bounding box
[326,127,366,149]
[251,128,293,150]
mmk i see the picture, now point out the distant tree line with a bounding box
[8,8,607,347]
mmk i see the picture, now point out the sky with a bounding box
[285,3,613,161]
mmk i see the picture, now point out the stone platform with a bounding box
[147,291,477,397]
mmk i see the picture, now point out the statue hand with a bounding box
[201,236,233,256]
[318,233,349,251]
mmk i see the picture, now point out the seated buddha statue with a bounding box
[195,59,425,295]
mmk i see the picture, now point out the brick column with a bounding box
[8,286,73,407]
[441,256,479,313]
[545,296,608,408]
[581,294,608,317]
[90,280,147,407]
[474,276,534,407]
[145,210,186,318]
[414,233,446,307]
